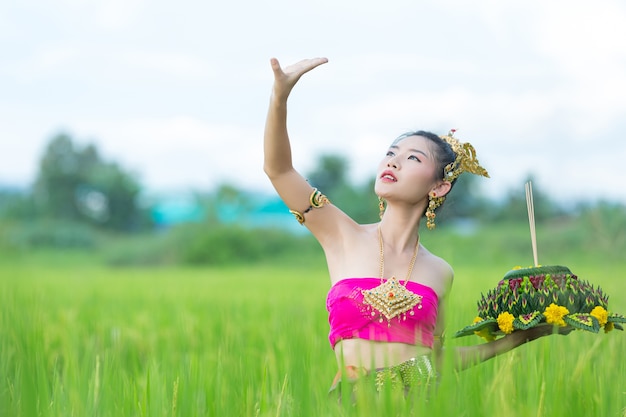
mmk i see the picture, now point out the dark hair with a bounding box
[392,130,456,186]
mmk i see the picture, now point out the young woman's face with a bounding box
[374,135,440,204]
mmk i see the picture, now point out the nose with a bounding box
[387,156,399,169]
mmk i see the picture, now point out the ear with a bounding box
[430,181,452,198]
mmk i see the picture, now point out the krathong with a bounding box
[455,265,625,340]
[455,182,625,341]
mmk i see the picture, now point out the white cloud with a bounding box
[52,0,147,30]
[93,0,145,29]
[120,50,217,80]
[2,0,626,205]
[1,45,80,81]
[69,117,264,191]
[532,1,626,69]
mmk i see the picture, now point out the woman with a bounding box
[263,57,558,397]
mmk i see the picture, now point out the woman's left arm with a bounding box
[450,325,569,371]
[434,260,568,372]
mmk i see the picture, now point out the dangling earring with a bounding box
[426,192,445,230]
[378,196,386,220]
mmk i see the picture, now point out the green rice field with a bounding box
[1,245,625,417]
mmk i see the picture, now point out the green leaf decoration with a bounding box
[454,318,497,338]
[503,265,573,280]
[564,314,600,333]
[614,323,624,331]
[513,311,543,330]
[454,327,476,338]
[608,313,626,324]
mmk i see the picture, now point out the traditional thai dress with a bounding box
[326,278,439,397]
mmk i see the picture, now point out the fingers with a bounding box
[269,57,328,99]
[270,57,284,78]
[303,57,329,69]
[288,57,329,75]
[270,57,281,70]
[270,57,328,78]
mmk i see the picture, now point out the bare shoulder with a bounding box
[416,244,454,298]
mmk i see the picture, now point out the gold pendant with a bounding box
[362,276,423,324]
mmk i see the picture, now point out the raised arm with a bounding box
[263,57,352,242]
[264,58,326,179]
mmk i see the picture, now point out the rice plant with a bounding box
[1,257,624,416]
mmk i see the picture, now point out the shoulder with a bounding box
[418,245,454,297]
[419,244,454,277]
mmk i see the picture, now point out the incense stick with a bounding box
[525,181,538,267]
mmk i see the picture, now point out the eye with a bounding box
[408,155,421,162]
[386,151,395,157]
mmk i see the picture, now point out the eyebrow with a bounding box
[390,145,429,158]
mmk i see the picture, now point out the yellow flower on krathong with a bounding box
[590,306,608,327]
[544,303,569,327]
[475,328,497,342]
[472,317,496,341]
[604,322,614,333]
[497,312,515,334]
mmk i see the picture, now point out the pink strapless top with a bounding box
[326,278,439,349]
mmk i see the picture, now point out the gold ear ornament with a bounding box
[425,193,445,230]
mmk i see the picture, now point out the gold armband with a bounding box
[289,188,330,225]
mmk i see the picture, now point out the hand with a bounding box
[270,57,328,100]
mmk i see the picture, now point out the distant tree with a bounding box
[0,188,37,220]
[306,154,350,197]
[305,154,380,222]
[491,176,563,223]
[438,174,490,223]
[304,152,492,225]
[213,183,254,223]
[33,133,150,231]
[332,178,380,224]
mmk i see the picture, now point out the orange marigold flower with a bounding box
[497,312,515,334]
[544,303,569,327]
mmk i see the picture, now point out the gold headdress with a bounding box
[440,129,490,182]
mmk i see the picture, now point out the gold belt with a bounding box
[329,355,436,395]
[373,356,436,390]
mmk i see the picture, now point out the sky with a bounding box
[2,0,626,205]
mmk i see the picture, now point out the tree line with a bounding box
[0,133,624,262]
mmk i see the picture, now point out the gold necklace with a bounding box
[362,225,423,325]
